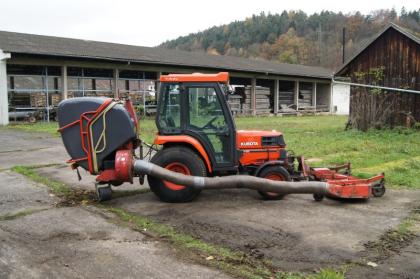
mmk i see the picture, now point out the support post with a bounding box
[295,80,300,111]
[251,77,256,115]
[156,71,161,100]
[113,68,119,98]
[313,82,317,109]
[330,82,334,113]
[45,66,50,122]
[0,50,11,126]
[274,79,279,115]
[61,65,68,100]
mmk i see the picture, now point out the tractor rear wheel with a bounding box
[147,146,206,203]
[258,166,291,200]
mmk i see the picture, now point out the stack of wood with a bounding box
[119,92,144,105]
[51,94,62,106]
[244,86,271,115]
[298,88,312,107]
[227,95,242,115]
[30,93,63,107]
[278,90,294,107]
[30,92,46,107]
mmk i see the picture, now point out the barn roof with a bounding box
[0,30,333,79]
[335,23,420,75]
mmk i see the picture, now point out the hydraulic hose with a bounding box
[134,160,329,195]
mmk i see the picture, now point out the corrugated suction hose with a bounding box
[134,160,328,195]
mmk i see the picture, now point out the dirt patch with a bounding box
[177,219,299,258]
[362,228,415,261]
[346,205,420,278]
[148,207,349,271]
[55,188,98,207]
[359,204,420,263]
[346,234,420,279]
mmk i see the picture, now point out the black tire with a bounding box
[313,193,324,202]
[372,182,386,197]
[147,146,206,203]
[96,185,112,201]
[257,166,291,200]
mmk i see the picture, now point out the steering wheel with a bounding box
[202,116,218,129]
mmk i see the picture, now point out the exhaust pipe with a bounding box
[134,160,329,195]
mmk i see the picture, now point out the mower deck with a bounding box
[310,164,385,199]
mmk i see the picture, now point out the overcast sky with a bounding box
[1,0,418,47]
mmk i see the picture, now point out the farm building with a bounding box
[335,23,420,130]
[0,30,335,125]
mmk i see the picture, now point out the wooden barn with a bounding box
[335,23,420,131]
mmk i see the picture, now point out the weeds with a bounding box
[11,165,71,197]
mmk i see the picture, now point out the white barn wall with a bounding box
[332,83,350,115]
[0,50,11,126]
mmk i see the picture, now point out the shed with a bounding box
[0,30,334,124]
[335,23,420,130]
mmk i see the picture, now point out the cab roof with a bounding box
[160,72,229,83]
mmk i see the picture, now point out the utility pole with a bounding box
[318,23,322,65]
[342,27,346,64]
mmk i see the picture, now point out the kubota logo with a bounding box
[240,141,258,146]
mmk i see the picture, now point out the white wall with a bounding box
[0,50,11,126]
[332,83,350,115]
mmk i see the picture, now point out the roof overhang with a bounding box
[335,23,420,76]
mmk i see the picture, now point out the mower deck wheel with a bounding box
[258,166,291,200]
[96,184,112,201]
[372,182,386,197]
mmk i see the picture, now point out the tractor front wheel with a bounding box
[147,146,206,203]
[258,166,291,200]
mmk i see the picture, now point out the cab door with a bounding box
[184,83,236,171]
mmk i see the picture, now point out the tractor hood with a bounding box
[236,130,286,149]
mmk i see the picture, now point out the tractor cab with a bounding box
[156,72,237,173]
[155,72,286,176]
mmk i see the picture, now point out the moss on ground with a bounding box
[0,208,48,221]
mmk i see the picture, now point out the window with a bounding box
[188,87,225,128]
[158,84,181,133]
[7,65,62,110]
[67,67,113,97]
[187,86,230,163]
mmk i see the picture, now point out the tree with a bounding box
[159,8,420,69]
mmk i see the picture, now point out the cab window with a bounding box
[157,84,181,133]
[187,86,231,163]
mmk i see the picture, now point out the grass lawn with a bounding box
[8,115,420,188]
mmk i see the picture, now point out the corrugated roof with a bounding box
[0,30,333,79]
[335,22,420,75]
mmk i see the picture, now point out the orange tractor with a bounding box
[57,72,385,202]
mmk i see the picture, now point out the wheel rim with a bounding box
[264,173,284,197]
[163,162,190,191]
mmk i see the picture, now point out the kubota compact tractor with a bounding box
[57,72,385,202]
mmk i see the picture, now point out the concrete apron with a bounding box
[0,171,230,279]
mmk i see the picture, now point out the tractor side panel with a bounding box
[239,150,282,166]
